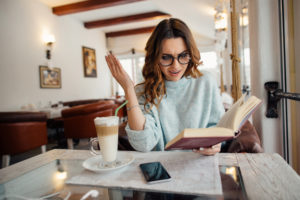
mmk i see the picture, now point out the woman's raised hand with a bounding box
[105,53,134,91]
[106,53,145,131]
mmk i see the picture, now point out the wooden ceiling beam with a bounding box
[53,0,143,16]
[106,26,155,37]
[85,11,170,29]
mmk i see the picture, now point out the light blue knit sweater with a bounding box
[125,71,225,152]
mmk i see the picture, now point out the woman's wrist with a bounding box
[124,86,140,110]
[124,86,135,99]
[126,104,139,111]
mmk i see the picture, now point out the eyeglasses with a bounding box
[159,51,191,67]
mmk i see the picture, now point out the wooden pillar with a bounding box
[230,0,242,102]
[220,64,225,93]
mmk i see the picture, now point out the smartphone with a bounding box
[139,162,172,184]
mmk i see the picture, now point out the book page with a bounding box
[233,96,262,130]
[216,94,245,129]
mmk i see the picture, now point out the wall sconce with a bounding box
[215,11,228,31]
[43,34,55,60]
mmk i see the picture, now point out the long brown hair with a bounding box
[138,18,202,112]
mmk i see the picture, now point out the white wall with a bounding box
[249,0,282,154]
[0,0,111,111]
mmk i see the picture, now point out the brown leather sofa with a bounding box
[61,100,118,149]
[0,112,48,167]
[52,99,102,108]
[53,98,127,116]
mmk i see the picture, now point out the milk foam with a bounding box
[94,116,118,126]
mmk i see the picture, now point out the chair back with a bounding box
[62,101,117,139]
[0,112,48,155]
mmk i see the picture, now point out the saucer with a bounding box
[82,153,134,173]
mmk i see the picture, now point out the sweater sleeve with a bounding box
[125,90,164,152]
[206,76,225,128]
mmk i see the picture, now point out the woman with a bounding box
[105,18,225,155]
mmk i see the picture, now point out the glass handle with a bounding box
[90,138,100,156]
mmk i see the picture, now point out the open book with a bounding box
[165,95,262,150]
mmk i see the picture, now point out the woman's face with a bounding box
[159,37,190,82]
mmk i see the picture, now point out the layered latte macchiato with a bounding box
[93,116,119,163]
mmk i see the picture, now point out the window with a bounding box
[199,51,220,86]
[116,56,145,96]
[201,51,218,70]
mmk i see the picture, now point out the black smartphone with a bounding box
[139,162,172,184]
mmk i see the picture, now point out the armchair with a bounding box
[61,100,117,149]
[0,112,48,167]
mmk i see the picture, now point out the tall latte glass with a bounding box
[91,116,119,167]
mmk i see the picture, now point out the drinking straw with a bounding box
[115,100,128,116]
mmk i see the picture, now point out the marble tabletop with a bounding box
[66,151,222,196]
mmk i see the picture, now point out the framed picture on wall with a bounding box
[39,66,61,88]
[82,46,97,77]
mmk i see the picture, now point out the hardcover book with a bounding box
[165,95,262,150]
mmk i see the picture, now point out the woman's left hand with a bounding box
[105,53,134,91]
[193,143,221,156]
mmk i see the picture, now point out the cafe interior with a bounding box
[0,0,300,199]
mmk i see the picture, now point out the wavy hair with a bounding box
[138,18,202,112]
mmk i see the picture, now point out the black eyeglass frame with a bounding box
[159,51,191,67]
